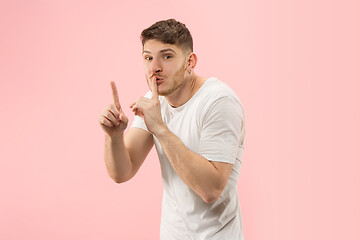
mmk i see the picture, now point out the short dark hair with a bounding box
[140,19,193,52]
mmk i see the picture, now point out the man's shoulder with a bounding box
[199,77,240,103]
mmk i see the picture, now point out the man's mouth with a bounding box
[156,79,164,84]
[153,76,164,84]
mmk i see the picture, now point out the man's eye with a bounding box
[145,56,152,60]
[164,55,172,59]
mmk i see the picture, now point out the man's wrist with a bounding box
[153,124,170,139]
[107,132,125,143]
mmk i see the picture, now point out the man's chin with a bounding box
[156,85,169,96]
[157,90,168,96]
[158,88,172,96]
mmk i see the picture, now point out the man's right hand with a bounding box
[99,81,129,138]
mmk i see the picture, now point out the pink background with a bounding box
[1,0,359,239]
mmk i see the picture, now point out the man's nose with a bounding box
[150,59,162,73]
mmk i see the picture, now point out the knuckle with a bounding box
[111,106,118,115]
[105,111,112,118]
[105,119,113,126]
[110,104,117,111]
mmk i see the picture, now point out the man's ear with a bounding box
[186,52,198,71]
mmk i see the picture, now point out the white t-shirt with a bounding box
[131,77,246,240]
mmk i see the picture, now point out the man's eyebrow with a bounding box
[142,48,177,54]
[160,48,177,54]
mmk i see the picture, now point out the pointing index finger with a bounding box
[110,81,121,110]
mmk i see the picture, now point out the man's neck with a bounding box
[165,74,207,108]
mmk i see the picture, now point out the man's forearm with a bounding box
[154,127,224,203]
[104,134,133,183]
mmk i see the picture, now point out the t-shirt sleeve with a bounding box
[131,115,150,133]
[130,91,152,133]
[199,96,245,164]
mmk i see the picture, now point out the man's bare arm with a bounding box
[104,128,153,183]
[154,128,233,203]
[100,81,153,183]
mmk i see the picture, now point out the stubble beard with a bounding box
[158,64,186,96]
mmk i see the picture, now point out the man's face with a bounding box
[142,39,188,96]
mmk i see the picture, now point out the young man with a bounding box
[99,19,246,239]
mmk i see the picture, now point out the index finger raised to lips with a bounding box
[111,81,121,110]
[150,78,159,100]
